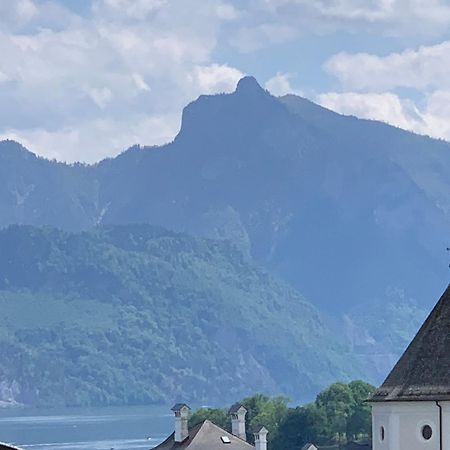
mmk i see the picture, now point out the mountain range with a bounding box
[1,76,449,405]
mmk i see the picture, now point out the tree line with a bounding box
[190,380,375,449]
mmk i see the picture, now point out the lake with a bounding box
[0,405,174,450]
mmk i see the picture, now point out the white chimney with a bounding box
[253,426,268,450]
[229,403,247,440]
[171,403,190,442]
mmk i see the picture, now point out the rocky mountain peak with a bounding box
[235,76,267,96]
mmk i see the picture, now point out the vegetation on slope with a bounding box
[0,224,363,407]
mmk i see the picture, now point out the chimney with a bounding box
[229,403,247,440]
[171,403,190,442]
[253,426,268,450]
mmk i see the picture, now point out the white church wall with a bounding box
[441,402,450,450]
[372,402,446,450]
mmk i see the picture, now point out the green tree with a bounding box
[189,382,376,450]
[190,407,229,430]
[346,380,376,440]
[272,404,327,450]
[241,394,289,444]
[348,380,376,405]
[315,382,355,442]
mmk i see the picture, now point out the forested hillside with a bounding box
[0,224,362,407]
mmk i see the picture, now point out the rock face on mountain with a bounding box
[1,76,449,388]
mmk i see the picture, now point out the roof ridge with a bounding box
[152,417,255,450]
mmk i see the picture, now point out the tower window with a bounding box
[422,425,433,440]
[380,426,385,441]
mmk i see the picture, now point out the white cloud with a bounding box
[93,0,168,20]
[216,3,240,20]
[259,0,396,22]
[0,0,38,24]
[15,0,38,22]
[0,113,180,163]
[0,0,244,162]
[132,73,150,92]
[265,72,303,97]
[318,92,423,130]
[0,0,80,32]
[227,0,450,54]
[251,0,450,35]
[320,38,450,143]
[230,23,297,53]
[0,71,9,83]
[187,64,244,95]
[325,41,450,91]
[413,90,450,140]
[88,87,113,109]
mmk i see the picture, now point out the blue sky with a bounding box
[1,0,450,162]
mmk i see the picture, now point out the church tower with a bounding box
[369,285,450,450]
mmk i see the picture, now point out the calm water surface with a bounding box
[0,405,173,450]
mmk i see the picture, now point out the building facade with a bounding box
[369,285,450,450]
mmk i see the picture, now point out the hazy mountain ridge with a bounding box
[1,76,449,391]
[0,141,99,230]
[0,224,362,407]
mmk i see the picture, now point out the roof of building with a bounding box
[300,444,317,450]
[171,403,191,412]
[153,420,254,450]
[369,284,450,402]
[250,425,268,434]
[229,403,247,414]
[0,442,24,450]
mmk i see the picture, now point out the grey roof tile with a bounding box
[370,284,450,402]
[0,443,24,450]
[153,420,254,450]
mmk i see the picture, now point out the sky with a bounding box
[2,0,450,163]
